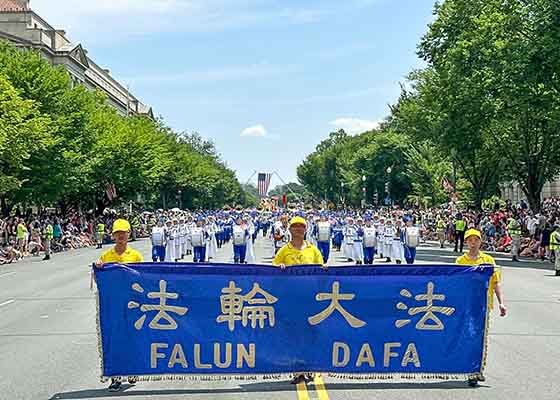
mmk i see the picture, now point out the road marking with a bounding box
[0,299,15,307]
[313,375,330,400]
[0,271,16,278]
[296,380,310,400]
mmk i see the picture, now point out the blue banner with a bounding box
[94,263,492,380]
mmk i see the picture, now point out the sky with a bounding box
[31,0,436,187]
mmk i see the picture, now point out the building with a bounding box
[0,0,153,118]
[501,180,560,203]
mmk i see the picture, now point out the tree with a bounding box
[0,74,52,215]
[416,0,560,211]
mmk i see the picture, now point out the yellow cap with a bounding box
[112,219,131,233]
[464,228,481,240]
[289,216,307,227]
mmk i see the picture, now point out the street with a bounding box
[0,238,558,400]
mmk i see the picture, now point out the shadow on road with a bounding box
[48,381,293,399]
[48,379,484,399]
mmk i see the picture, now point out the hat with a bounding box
[112,219,131,233]
[464,229,481,240]
[289,216,307,227]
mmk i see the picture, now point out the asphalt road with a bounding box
[0,236,558,400]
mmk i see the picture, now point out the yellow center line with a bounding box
[313,375,330,400]
[296,380,310,400]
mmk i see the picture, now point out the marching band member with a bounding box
[190,218,208,263]
[151,219,167,262]
[352,217,365,264]
[383,219,395,262]
[343,217,356,261]
[376,216,385,259]
[206,216,218,261]
[362,216,377,264]
[172,218,181,262]
[404,218,421,264]
[392,219,406,264]
[273,215,290,255]
[245,215,257,263]
[232,216,250,263]
[314,214,332,263]
[164,219,176,262]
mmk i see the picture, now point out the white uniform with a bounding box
[316,221,331,242]
[343,225,356,260]
[383,225,395,259]
[164,225,176,262]
[376,222,385,257]
[206,222,218,260]
[179,222,187,257]
[151,226,166,247]
[362,226,377,249]
[352,226,364,263]
[391,226,405,263]
[245,221,256,263]
[186,222,195,251]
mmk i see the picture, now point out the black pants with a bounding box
[454,230,465,252]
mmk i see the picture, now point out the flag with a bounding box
[442,177,454,193]
[105,183,117,201]
[257,173,272,197]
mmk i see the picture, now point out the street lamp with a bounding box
[385,167,392,206]
[362,175,367,208]
[177,190,182,209]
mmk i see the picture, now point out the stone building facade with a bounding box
[0,0,153,118]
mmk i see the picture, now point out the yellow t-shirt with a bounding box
[100,246,144,264]
[273,241,324,266]
[455,251,501,310]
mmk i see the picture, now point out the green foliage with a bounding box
[0,40,243,214]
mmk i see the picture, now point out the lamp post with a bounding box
[385,167,392,206]
[177,190,182,209]
[340,182,345,206]
[362,175,367,208]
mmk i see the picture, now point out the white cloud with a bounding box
[330,117,382,135]
[241,125,267,137]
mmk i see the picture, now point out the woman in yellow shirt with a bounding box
[272,216,326,384]
[94,218,143,392]
[272,216,325,269]
[455,228,507,316]
[456,228,507,387]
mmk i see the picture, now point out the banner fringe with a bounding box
[102,372,481,383]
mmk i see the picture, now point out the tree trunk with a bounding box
[1,196,12,217]
[521,170,543,214]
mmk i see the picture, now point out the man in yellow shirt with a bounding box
[94,218,143,391]
[273,216,325,268]
[272,216,325,385]
[456,228,506,387]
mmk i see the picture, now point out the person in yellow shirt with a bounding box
[272,215,326,385]
[456,228,506,387]
[94,218,143,392]
[455,228,507,316]
[272,216,326,269]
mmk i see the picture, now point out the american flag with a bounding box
[105,183,117,201]
[257,173,272,197]
[442,177,454,193]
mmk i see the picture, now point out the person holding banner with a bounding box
[455,228,506,386]
[272,215,326,385]
[94,218,143,392]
